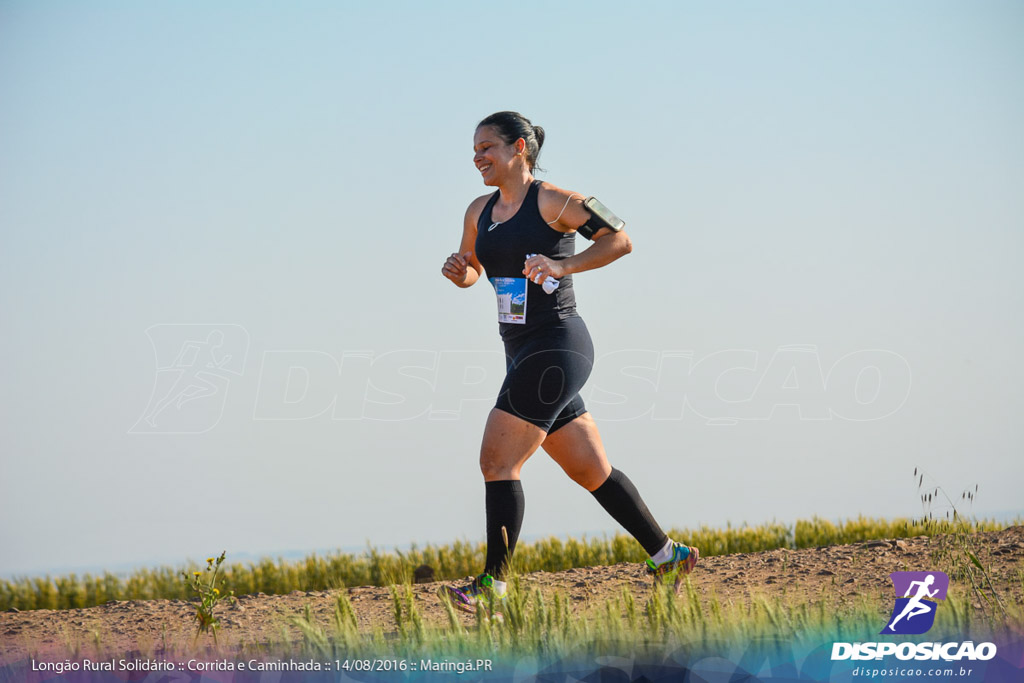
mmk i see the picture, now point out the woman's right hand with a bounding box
[442,251,474,285]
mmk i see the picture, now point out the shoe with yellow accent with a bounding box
[646,543,699,592]
[438,573,506,614]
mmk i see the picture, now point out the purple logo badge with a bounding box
[882,571,949,635]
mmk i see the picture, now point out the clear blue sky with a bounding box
[1,1,1022,577]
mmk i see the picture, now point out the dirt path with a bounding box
[3,527,1022,662]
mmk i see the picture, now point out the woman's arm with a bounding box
[559,228,633,275]
[524,185,632,282]
[441,196,488,288]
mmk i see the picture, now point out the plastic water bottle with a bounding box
[526,254,560,294]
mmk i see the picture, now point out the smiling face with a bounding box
[473,125,524,187]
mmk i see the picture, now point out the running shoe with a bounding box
[438,573,506,613]
[646,543,699,591]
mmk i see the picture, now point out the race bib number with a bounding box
[490,277,527,324]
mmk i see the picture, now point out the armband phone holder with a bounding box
[578,197,625,240]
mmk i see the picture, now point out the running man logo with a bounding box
[882,571,949,635]
[130,325,249,434]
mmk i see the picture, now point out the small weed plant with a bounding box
[182,551,235,643]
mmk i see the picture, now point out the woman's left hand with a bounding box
[523,254,567,284]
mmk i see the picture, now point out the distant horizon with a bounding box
[5,509,1021,582]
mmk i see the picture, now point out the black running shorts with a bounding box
[494,316,594,434]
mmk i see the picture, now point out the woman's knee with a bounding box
[560,461,609,491]
[478,409,545,480]
[479,447,517,480]
[542,414,611,490]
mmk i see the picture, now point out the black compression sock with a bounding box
[591,468,669,557]
[484,480,525,578]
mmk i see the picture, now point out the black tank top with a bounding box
[475,180,579,341]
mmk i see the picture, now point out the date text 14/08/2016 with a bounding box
[340,659,494,674]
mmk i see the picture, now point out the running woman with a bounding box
[440,111,697,610]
